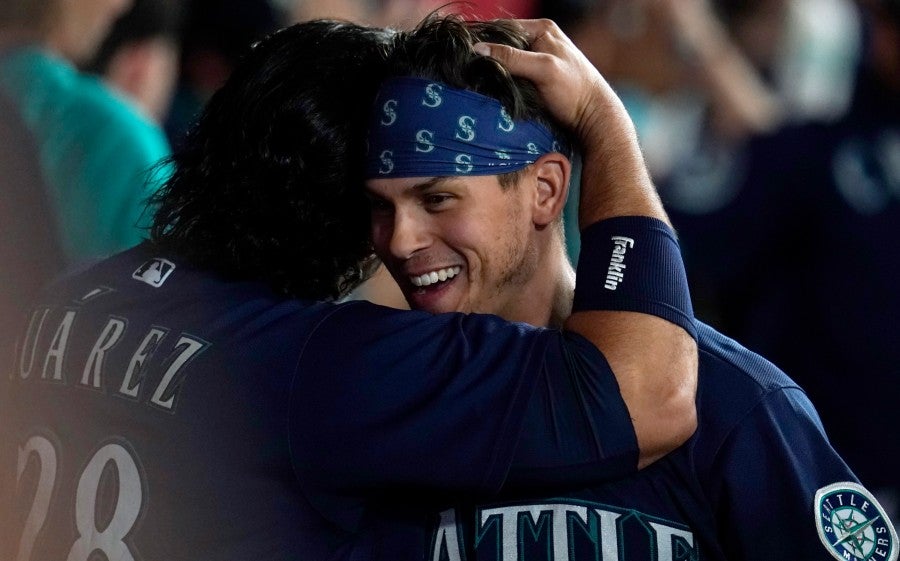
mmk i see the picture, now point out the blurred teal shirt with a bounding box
[0,47,171,264]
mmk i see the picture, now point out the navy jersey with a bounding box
[404,322,897,561]
[1,243,639,561]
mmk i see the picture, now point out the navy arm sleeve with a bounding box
[291,303,638,507]
[710,387,897,560]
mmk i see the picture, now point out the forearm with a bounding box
[566,312,697,467]
[566,217,697,466]
[477,18,698,464]
[574,90,668,226]
[547,28,698,464]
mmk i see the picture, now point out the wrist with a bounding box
[573,216,697,339]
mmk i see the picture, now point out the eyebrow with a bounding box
[365,176,459,198]
[410,177,455,192]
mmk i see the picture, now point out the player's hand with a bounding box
[475,18,660,224]
[473,18,633,154]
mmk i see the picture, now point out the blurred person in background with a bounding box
[0,93,64,373]
[546,0,861,265]
[546,0,860,180]
[0,0,171,262]
[285,0,538,28]
[0,0,171,362]
[703,0,900,520]
[556,0,898,520]
[164,0,283,145]
[84,0,185,125]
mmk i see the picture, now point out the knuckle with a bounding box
[535,18,561,36]
[543,54,565,74]
[525,52,562,82]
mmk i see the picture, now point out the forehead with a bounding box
[365,175,502,197]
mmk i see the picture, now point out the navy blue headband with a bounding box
[364,76,568,179]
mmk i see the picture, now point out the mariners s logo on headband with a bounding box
[365,76,569,179]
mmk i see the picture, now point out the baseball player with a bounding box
[362,15,897,561]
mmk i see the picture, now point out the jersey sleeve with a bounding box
[503,331,638,490]
[708,387,889,559]
[290,302,638,515]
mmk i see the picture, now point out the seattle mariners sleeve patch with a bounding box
[815,481,898,561]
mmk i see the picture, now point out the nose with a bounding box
[379,208,431,260]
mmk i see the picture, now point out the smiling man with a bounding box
[366,52,578,328]
[368,163,572,326]
[363,15,896,561]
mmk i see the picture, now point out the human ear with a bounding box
[530,152,572,227]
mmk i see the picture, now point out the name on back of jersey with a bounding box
[11,287,209,414]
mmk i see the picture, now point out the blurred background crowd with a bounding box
[1,0,897,519]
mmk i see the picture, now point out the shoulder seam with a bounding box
[706,383,809,469]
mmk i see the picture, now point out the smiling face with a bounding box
[366,174,540,317]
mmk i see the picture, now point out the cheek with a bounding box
[437,216,481,257]
[369,217,392,257]
[445,216,507,273]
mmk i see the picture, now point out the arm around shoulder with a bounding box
[480,19,698,466]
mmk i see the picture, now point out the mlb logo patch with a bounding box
[133,258,175,288]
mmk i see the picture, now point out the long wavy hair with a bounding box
[149,20,393,300]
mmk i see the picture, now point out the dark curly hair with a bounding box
[149,20,394,300]
[386,14,571,187]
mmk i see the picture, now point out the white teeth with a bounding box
[410,266,461,287]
